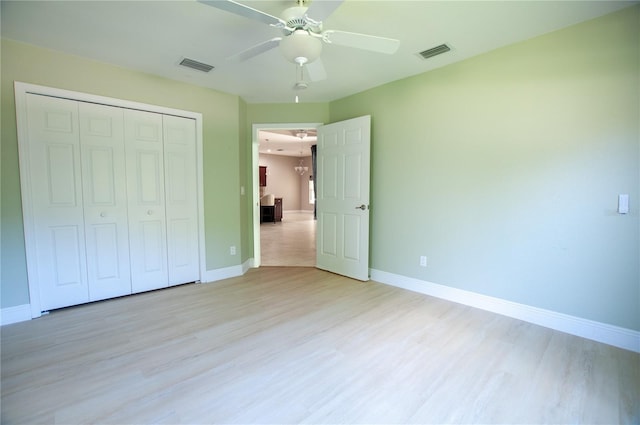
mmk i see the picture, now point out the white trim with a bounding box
[242,258,253,274]
[14,82,206,317]
[14,82,204,118]
[195,109,206,294]
[370,269,640,353]
[202,265,244,283]
[1,304,32,326]
[251,122,322,268]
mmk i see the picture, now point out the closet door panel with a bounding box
[25,94,89,310]
[125,109,168,293]
[163,115,199,285]
[79,103,131,301]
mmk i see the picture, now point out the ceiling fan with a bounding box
[199,0,400,83]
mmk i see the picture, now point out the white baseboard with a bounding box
[201,262,253,284]
[242,258,254,274]
[1,304,32,326]
[370,269,640,353]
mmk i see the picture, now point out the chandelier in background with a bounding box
[294,131,309,175]
[294,157,308,175]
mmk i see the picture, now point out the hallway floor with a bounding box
[260,211,316,267]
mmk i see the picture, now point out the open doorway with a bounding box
[261,211,316,266]
[252,123,322,267]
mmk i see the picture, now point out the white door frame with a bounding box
[14,82,206,318]
[251,122,322,267]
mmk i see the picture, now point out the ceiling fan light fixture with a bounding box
[280,29,322,65]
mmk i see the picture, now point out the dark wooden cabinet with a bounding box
[260,197,283,223]
[274,197,283,222]
[259,166,267,187]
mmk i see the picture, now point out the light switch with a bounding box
[618,194,629,214]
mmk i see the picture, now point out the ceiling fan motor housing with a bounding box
[282,6,311,30]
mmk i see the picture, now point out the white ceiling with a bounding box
[259,129,317,157]
[2,0,636,106]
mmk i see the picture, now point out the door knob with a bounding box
[355,204,367,210]
[100,212,106,218]
[147,210,153,215]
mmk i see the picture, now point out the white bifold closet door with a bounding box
[80,102,131,302]
[23,94,199,311]
[162,115,199,286]
[26,94,90,310]
[124,110,169,293]
[124,111,199,293]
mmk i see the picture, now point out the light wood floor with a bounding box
[260,211,315,267]
[2,267,639,424]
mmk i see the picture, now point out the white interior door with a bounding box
[125,109,169,293]
[79,102,132,301]
[316,115,371,281]
[25,94,90,310]
[163,115,199,286]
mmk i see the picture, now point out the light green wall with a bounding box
[240,103,329,261]
[245,103,329,125]
[1,39,243,308]
[330,6,640,330]
[238,98,249,264]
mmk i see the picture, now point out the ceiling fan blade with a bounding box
[228,37,282,62]
[323,30,400,54]
[305,0,344,23]
[198,0,284,27]
[306,58,327,82]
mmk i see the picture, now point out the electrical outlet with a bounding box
[230,246,236,255]
[420,256,427,267]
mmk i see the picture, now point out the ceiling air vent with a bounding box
[418,44,451,60]
[179,58,214,73]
